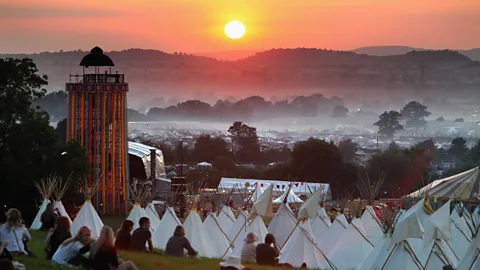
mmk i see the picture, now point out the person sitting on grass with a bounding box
[0,209,32,256]
[130,217,153,253]
[40,203,59,231]
[44,216,72,260]
[241,232,258,264]
[51,226,92,267]
[90,226,138,270]
[115,220,134,251]
[165,225,198,257]
[255,233,280,266]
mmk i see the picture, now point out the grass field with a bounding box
[11,216,280,270]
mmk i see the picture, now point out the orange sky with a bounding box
[0,0,479,53]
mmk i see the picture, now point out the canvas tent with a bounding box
[273,189,304,204]
[218,205,236,233]
[53,176,73,224]
[71,176,104,239]
[31,177,57,230]
[361,205,386,247]
[457,233,480,270]
[152,207,182,249]
[249,184,264,203]
[408,167,480,200]
[229,215,268,257]
[316,214,349,254]
[279,221,336,269]
[450,209,473,260]
[227,211,248,242]
[204,213,233,258]
[183,210,216,258]
[145,202,161,231]
[268,203,296,248]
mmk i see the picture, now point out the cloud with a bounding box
[0,4,123,18]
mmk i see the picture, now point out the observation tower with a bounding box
[66,47,129,214]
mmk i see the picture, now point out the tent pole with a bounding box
[220,214,251,260]
[280,219,301,250]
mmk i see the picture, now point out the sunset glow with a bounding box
[224,20,245,39]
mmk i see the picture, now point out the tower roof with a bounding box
[80,47,115,67]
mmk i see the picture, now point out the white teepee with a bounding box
[457,233,480,270]
[71,200,104,239]
[53,176,73,224]
[361,205,385,247]
[316,214,348,254]
[250,184,264,203]
[273,188,303,204]
[227,211,248,242]
[127,204,149,231]
[31,176,58,230]
[268,203,296,248]
[183,210,216,258]
[279,221,336,269]
[70,175,104,239]
[450,209,473,261]
[204,213,233,258]
[145,202,161,232]
[327,218,374,270]
[310,207,331,237]
[218,205,236,233]
[230,214,268,257]
[152,207,182,249]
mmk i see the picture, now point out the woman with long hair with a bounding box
[44,216,72,259]
[0,209,31,255]
[51,226,92,266]
[90,226,138,270]
[115,220,134,250]
[165,225,198,257]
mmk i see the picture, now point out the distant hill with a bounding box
[353,46,480,61]
[2,48,480,104]
[194,50,258,61]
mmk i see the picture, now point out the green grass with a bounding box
[13,218,280,270]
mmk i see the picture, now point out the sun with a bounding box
[225,20,245,39]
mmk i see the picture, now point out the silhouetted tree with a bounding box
[400,101,431,130]
[338,139,359,162]
[212,155,236,173]
[448,137,468,161]
[190,135,230,162]
[228,121,261,162]
[436,116,445,122]
[56,118,67,144]
[374,111,403,138]
[331,105,349,118]
[32,90,68,120]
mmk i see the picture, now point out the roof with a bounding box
[128,141,167,179]
[80,46,115,67]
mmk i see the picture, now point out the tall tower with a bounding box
[66,47,129,215]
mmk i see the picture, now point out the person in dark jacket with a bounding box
[130,217,153,253]
[165,225,198,257]
[90,226,138,270]
[40,203,59,231]
[115,220,134,251]
[44,216,72,259]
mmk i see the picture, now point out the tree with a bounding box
[55,118,67,145]
[436,116,445,122]
[0,58,88,222]
[190,135,230,162]
[331,105,349,118]
[228,121,261,162]
[400,101,431,130]
[374,111,403,138]
[448,137,467,161]
[338,139,359,163]
[454,118,464,123]
[212,155,236,173]
[32,90,68,120]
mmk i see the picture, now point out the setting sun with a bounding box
[224,20,245,39]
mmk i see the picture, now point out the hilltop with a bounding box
[353,46,480,61]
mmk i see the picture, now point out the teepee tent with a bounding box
[273,188,303,204]
[70,175,104,239]
[279,220,336,269]
[457,233,480,270]
[53,175,73,224]
[218,205,236,233]
[145,202,161,232]
[268,203,296,248]
[31,176,58,230]
[316,214,349,254]
[227,211,248,242]
[450,208,473,260]
[126,185,149,232]
[152,207,182,249]
[250,184,264,203]
[183,210,217,258]
[229,214,268,257]
[310,207,332,237]
[204,213,233,258]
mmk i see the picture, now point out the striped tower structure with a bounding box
[66,47,129,215]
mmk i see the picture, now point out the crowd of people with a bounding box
[0,203,311,270]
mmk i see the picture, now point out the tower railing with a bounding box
[69,73,125,83]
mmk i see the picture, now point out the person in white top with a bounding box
[0,208,32,255]
[52,226,92,266]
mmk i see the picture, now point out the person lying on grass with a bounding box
[51,226,93,267]
[44,216,72,260]
[130,217,153,253]
[90,226,138,270]
[165,225,198,257]
[115,220,134,251]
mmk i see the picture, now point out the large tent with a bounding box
[316,214,349,254]
[450,209,473,260]
[408,166,480,200]
[310,207,331,237]
[273,189,304,204]
[457,233,480,270]
[227,211,248,242]
[268,203,296,248]
[204,213,232,258]
[71,200,104,239]
[183,210,216,258]
[361,205,386,247]
[230,215,268,257]
[145,202,161,232]
[249,184,264,203]
[126,204,149,232]
[218,205,236,233]
[152,207,182,249]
